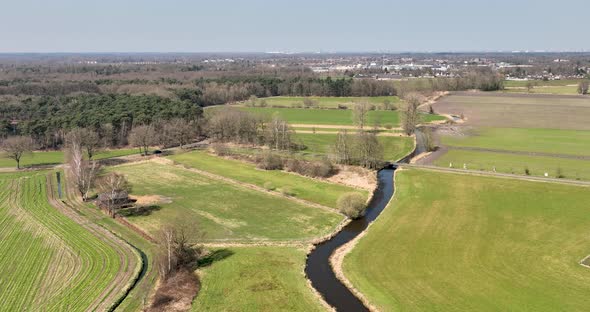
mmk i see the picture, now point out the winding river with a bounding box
[305,167,396,311]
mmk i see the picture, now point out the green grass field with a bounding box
[343,169,590,311]
[193,246,324,311]
[441,128,590,157]
[0,171,126,310]
[169,150,366,208]
[502,85,579,95]
[0,148,138,168]
[255,96,400,109]
[109,161,342,241]
[503,79,585,88]
[433,149,590,180]
[241,107,444,126]
[293,133,414,161]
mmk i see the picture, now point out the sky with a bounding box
[1,0,588,53]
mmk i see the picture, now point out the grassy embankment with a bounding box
[109,161,342,242]
[344,169,590,311]
[0,171,127,310]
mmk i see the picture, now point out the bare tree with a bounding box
[355,131,384,169]
[332,129,352,165]
[578,80,589,95]
[1,136,35,169]
[400,93,422,135]
[66,128,102,159]
[67,138,100,201]
[129,125,155,156]
[266,114,292,151]
[97,172,131,217]
[352,101,370,129]
[155,220,203,280]
[526,81,536,93]
[422,127,436,152]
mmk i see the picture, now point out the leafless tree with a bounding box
[1,136,35,169]
[355,131,383,169]
[129,125,155,155]
[526,81,536,93]
[155,220,203,280]
[67,138,100,201]
[97,172,131,217]
[578,80,589,95]
[352,101,370,129]
[66,128,102,159]
[266,114,292,150]
[400,93,422,135]
[332,129,352,164]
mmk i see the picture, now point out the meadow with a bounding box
[503,79,584,88]
[0,148,139,168]
[241,107,444,126]
[255,96,400,109]
[0,171,130,311]
[109,161,342,241]
[293,133,414,162]
[193,246,324,311]
[440,127,590,157]
[433,149,590,180]
[169,150,367,209]
[343,169,590,311]
[502,85,579,95]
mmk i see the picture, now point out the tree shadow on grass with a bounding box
[118,205,162,217]
[198,249,234,268]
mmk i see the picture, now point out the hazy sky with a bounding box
[2,0,588,52]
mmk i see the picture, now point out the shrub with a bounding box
[337,193,367,219]
[255,152,283,170]
[384,123,393,130]
[524,167,530,175]
[337,104,348,110]
[280,186,294,196]
[284,158,302,173]
[263,181,275,191]
[211,143,231,156]
[556,167,565,179]
[302,160,334,178]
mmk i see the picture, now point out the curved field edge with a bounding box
[59,168,158,311]
[342,169,590,311]
[0,171,137,311]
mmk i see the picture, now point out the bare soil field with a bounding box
[433,92,590,130]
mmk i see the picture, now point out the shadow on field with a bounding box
[119,205,162,217]
[198,249,234,267]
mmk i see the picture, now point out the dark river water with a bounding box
[304,167,396,311]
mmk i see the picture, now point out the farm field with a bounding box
[502,85,579,95]
[241,107,445,126]
[293,133,414,161]
[193,246,324,312]
[255,96,400,109]
[433,92,590,130]
[433,149,590,180]
[0,171,130,311]
[440,127,590,157]
[0,148,139,168]
[109,161,342,241]
[169,150,367,209]
[503,79,585,88]
[343,169,590,311]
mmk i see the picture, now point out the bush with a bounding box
[384,123,393,130]
[263,181,275,191]
[280,186,294,196]
[302,160,334,178]
[524,167,530,175]
[284,158,302,172]
[337,193,366,219]
[255,152,283,170]
[211,143,232,156]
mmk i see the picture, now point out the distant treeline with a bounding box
[0,94,201,148]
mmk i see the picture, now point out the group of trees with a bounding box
[331,130,384,169]
[1,94,202,149]
[206,107,293,151]
[578,81,589,95]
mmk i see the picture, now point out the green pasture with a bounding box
[169,150,366,209]
[344,169,590,311]
[255,96,400,109]
[109,161,342,242]
[0,148,138,168]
